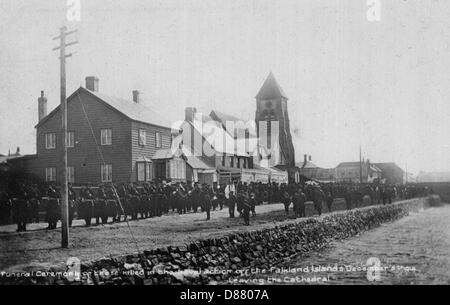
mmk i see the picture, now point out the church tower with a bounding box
[255,72,296,170]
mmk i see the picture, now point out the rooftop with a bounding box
[255,72,288,100]
[36,87,172,129]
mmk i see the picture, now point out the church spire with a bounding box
[255,72,288,100]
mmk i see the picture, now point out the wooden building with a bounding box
[336,160,382,183]
[15,77,174,184]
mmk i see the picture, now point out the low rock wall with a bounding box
[76,197,429,285]
[1,197,433,285]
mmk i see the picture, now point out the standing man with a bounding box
[344,187,352,210]
[298,189,306,218]
[228,191,236,218]
[79,185,94,226]
[293,191,301,218]
[282,188,291,216]
[106,185,118,223]
[313,186,324,216]
[95,186,107,225]
[12,183,29,232]
[46,184,60,230]
[218,185,225,210]
[28,184,41,223]
[325,191,334,213]
[236,190,244,217]
[0,191,12,225]
[249,192,257,217]
[241,191,251,226]
[202,186,212,221]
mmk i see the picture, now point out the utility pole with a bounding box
[405,162,408,184]
[53,26,78,248]
[359,145,363,184]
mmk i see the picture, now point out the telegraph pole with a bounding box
[359,145,363,184]
[53,26,78,248]
[405,162,408,184]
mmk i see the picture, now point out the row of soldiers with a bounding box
[0,179,429,231]
[0,180,249,231]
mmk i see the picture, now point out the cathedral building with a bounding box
[255,72,298,182]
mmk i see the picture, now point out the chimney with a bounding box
[303,154,308,166]
[16,147,20,155]
[309,155,312,161]
[185,107,197,122]
[38,90,47,122]
[132,90,140,103]
[85,76,99,92]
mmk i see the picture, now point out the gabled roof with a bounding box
[0,154,23,164]
[209,110,258,139]
[296,161,319,169]
[87,89,171,128]
[35,87,171,129]
[337,162,361,168]
[210,110,243,125]
[255,72,288,100]
[374,162,404,172]
[151,146,215,170]
[185,155,215,170]
[189,115,248,156]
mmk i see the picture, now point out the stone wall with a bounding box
[76,197,429,285]
[1,197,433,285]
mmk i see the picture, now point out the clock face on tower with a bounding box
[265,101,273,109]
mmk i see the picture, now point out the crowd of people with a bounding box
[0,178,430,232]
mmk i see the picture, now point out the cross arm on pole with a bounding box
[53,41,79,51]
[52,29,78,40]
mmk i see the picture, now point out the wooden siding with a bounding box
[35,89,132,184]
[130,121,172,182]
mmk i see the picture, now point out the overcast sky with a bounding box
[1,0,450,174]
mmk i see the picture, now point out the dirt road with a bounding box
[1,203,298,272]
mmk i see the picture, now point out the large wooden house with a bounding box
[16,77,174,184]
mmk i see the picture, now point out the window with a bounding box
[45,133,56,149]
[101,164,112,182]
[222,155,226,166]
[248,158,253,169]
[101,129,112,145]
[137,163,145,181]
[137,162,153,181]
[46,167,56,182]
[155,132,162,148]
[230,156,234,167]
[169,158,186,180]
[146,163,152,181]
[67,166,75,183]
[67,131,75,148]
[139,129,146,146]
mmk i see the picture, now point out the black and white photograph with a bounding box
[0,0,449,293]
